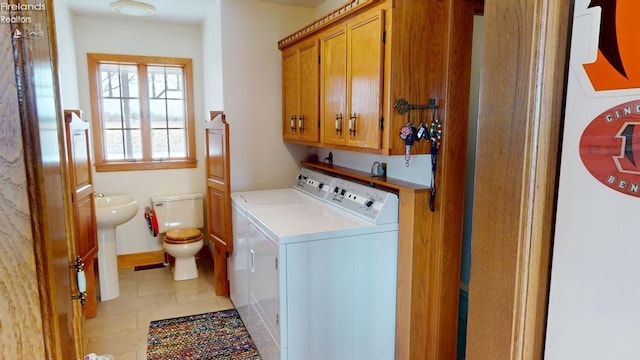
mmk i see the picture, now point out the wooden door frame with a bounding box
[466,0,571,359]
[9,0,84,358]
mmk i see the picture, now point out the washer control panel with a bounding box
[294,168,336,200]
[327,179,398,224]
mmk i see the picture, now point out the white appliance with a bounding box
[230,169,399,360]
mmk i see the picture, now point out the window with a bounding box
[87,54,196,171]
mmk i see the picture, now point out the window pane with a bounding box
[102,98,123,129]
[168,129,187,157]
[125,129,143,160]
[148,66,166,99]
[151,129,187,159]
[100,64,121,98]
[167,100,185,127]
[104,129,142,161]
[165,67,184,99]
[151,129,169,159]
[118,66,139,99]
[149,99,167,128]
[121,99,141,129]
[148,66,184,100]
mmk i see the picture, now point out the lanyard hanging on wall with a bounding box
[428,111,442,212]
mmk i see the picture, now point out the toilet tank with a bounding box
[151,193,204,234]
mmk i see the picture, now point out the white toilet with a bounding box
[151,193,204,281]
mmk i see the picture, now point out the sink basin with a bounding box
[95,195,139,228]
[94,194,139,301]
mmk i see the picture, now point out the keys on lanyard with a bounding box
[400,123,418,167]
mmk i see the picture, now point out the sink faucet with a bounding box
[94,192,104,197]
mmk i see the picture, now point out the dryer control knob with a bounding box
[365,200,374,208]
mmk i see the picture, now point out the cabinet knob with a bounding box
[290,115,297,132]
[299,115,305,133]
[335,113,343,134]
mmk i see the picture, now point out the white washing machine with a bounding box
[230,169,399,360]
[229,169,335,326]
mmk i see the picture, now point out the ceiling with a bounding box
[65,0,327,24]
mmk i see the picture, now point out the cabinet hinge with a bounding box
[379,117,384,130]
[275,258,278,270]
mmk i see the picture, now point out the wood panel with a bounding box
[64,109,98,319]
[282,39,320,143]
[117,251,166,269]
[346,10,384,149]
[466,0,570,358]
[0,19,47,360]
[321,28,347,146]
[205,111,232,296]
[298,41,320,142]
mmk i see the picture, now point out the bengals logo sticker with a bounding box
[583,1,640,91]
[580,100,640,197]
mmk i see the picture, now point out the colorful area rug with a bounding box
[147,309,261,360]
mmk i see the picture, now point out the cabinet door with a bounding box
[283,41,320,143]
[346,10,385,149]
[321,27,347,146]
[297,41,320,142]
[282,47,300,141]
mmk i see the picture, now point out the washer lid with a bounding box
[232,188,320,209]
[247,204,398,245]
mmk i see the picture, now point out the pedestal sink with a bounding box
[95,195,139,301]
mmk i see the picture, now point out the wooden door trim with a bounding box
[11,0,83,358]
[466,1,571,359]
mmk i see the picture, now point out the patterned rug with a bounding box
[147,309,261,360]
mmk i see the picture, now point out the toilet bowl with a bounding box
[151,193,205,281]
[164,228,204,281]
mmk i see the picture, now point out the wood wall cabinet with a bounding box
[279,0,473,156]
[282,39,320,143]
[321,9,385,150]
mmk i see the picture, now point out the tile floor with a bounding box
[82,256,234,359]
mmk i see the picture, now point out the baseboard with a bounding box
[117,250,165,269]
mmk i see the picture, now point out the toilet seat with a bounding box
[164,228,203,244]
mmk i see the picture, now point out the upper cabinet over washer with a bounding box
[278,0,474,156]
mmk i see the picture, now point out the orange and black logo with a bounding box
[579,2,640,197]
[580,100,640,197]
[583,0,640,90]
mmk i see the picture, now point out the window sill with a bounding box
[95,159,197,172]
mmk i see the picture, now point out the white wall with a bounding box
[545,1,640,358]
[73,16,206,254]
[218,0,315,191]
[53,0,79,108]
[202,0,224,112]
